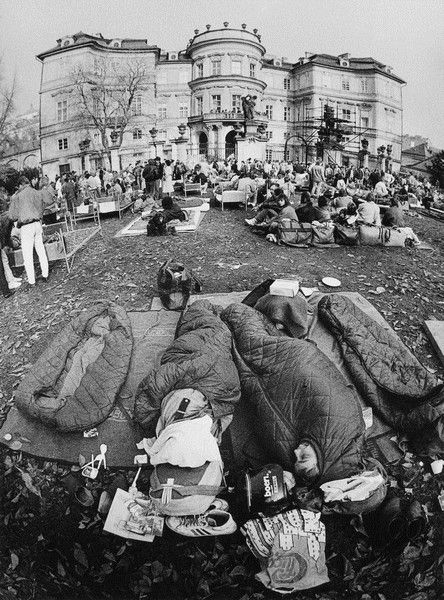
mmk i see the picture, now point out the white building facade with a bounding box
[37,25,405,179]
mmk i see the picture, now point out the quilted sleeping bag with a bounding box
[221,303,366,485]
[318,294,444,440]
[134,300,241,435]
[15,303,133,432]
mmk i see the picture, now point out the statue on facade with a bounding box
[241,95,257,121]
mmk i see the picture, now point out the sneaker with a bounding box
[206,498,229,513]
[166,509,237,537]
[8,280,22,290]
[37,275,49,284]
[244,218,257,226]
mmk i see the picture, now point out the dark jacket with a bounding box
[296,202,318,223]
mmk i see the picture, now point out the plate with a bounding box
[322,277,341,288]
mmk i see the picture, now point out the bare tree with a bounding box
[70,56,150,168]
[0,57,16,155]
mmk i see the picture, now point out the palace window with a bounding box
[158,106,167,119]
[158,129,167,140]
[195,96,203,115]
[133,128,143,140]
[212,94,221,112]
[361,116,369,130]
[57,138,68,150]
[265,104,273,120]
[197,63,204,78]
[283,106,290,121]
[265,148,273,161]
[211,60,221,75]
[179,104,189,118]
[250,63,256,77]
[131,95,142,116]
[232,95,242,112]
[57,100,68,122]
[231,60,242,75]
[342,108,351,121]
[266,131,273,140]
[284,78,291,90]
[342,78,350,91]
[360,78,369,93]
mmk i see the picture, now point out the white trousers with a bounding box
[20,221,48,284]
[1,248,15,284]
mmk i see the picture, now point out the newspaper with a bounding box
[103,488,155,543]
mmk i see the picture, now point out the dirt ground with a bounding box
[0,203,443,600]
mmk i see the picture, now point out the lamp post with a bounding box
[149,126,158,158]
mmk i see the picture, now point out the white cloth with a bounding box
[20,221,48,285]
[145,415,221,468]
[320,471,385,503]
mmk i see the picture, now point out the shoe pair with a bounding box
[166,498,237,537]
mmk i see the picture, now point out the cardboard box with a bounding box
[269,279,300,298]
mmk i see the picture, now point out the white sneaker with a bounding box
[206,498,229,512]
[8,280,22,290]
[166,510,237,537]
[244,218,257,226]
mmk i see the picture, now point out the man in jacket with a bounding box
[357,192,381,227]
[309,158,325,197]
[8,176,49,288]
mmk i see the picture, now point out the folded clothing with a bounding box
[145,414,221,467]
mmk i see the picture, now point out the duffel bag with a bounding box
[311,222,335,245]
[157,259,202,311]
[276,219,312,246]
[334,224,359,246]
[381,227,408,247]
[359,225,383,246]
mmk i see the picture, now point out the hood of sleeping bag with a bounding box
[221,303,365,485]
[15,303,133,432]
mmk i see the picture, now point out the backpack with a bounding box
[147,212,167,236]
[157,259,202,311]
[276,219,312,246]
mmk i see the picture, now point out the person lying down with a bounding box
[134,299,367,486]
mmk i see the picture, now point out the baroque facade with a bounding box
[37,25,405,179]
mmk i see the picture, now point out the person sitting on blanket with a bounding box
[244,187,288,227]
[160,196,186,224]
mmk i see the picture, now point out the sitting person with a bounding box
[381,198,405,227]
[296,192,318,223]
[381,198,420,245]
[236,172,257,205]
[160,196,186,224]
[357,192,381,226]
[333,201,358,226]
[374,179,389,198]
[313,195,332,223]
[333,188,352,210]
[192,165,208,192]
[244,187,288,227]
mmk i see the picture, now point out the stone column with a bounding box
[110,148,120,172]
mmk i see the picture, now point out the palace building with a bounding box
[37,24,405,178]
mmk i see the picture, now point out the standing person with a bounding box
[8,176,49,288]
[154,157,163,201]
[309,158,325,197]
[61,175,77,213]
[0,212,21,293]
[162,160,174,196]
[41,176,59,224]
[142,159,157,197]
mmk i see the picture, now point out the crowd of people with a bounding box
[0,154,441,299]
